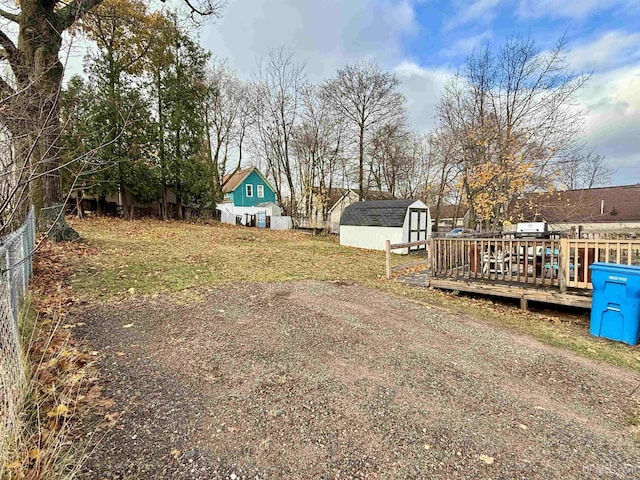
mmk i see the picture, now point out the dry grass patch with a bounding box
[63,217,640,375]
[65,217,406,299]
[1,239,117,479]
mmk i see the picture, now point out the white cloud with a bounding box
[567,31,640,71]
[577,65,640,184]
[394,61,453,133]
[200,0,420,82]
[442,31,492,57]
[517,0,638,19]
[563,31,640,184]
[444,0,501,31]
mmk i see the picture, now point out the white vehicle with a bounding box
[515,221,549,239]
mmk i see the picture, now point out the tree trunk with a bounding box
[9,0,78,240]
[98,195,107,215]
[76,190,84,219]
[162,185,169,221]
[176,195,183,220]
[358,123,365,201]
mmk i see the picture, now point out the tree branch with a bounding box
[0,28,22,76]
[0,75,16,100]
[0,8,19,23]
[178,0,226,19]
[57,0,107,30]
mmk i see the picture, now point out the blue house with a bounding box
[221,166,277,206]
[217,167,282,226]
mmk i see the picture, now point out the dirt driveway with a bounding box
[75,281,640,479]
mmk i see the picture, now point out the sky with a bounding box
[196,0,640,186]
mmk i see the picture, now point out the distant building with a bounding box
[302,187,396,232]
[339,199,431,254]
[506,184,640,236]
[216,167,282,225]
[431,204,469,232]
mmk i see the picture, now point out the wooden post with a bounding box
[429,238,435,273]
[559,238,568,293]
[385,240,392,280]
[520,295,528,311]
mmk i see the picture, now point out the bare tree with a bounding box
[250,47,306,215]
[293,85,345,220]
[204,59,252,202]
[436,36,590,229]
[558,147,612,190]
[367,119,415,197]
[395,132,439,200]
[321,62,405,201]
[423,130,464,231]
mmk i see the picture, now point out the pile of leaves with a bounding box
[2,239,114,479]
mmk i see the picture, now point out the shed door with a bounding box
[408,208,428,251]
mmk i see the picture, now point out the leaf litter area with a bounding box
[70,281,640,479]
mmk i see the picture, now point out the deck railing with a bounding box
[564,239,640,290]
[430,237,640,292]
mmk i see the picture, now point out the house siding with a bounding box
[230,170,276,207]
[329,192,359,232]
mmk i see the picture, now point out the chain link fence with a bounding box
[0,208,35,452]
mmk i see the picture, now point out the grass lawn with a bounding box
[64,217,640,374]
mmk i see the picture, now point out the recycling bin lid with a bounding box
[589,262,640,275]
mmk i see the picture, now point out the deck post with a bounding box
[385,240,392,280]
[559,238,568,293]
[520,295,528,311]
[428,238,434,274]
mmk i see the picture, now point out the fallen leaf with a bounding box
[103,412,120,426]
[171,449,181,459]
[518,424,528,430]
[479,454,494,465]
[96,398,116,409]
[122,324,134,329]
[47,404,69,417]
[29,448,41,461]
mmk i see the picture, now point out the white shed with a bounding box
[339,199,431,254]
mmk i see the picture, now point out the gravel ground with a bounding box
[74,281,640,479]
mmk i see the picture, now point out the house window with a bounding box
[246,184,253,197]
[257,185,264,198]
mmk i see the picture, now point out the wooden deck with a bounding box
[428,278,591,309]
[395,268,591,309]
[387,237,640,311]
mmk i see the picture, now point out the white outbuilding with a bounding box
[339,199,431,254]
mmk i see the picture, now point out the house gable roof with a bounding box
[222,167,275,194]
[340,199,422,227]
[222,167,253,193]
[509,184,640,223]
[325,188,396,213]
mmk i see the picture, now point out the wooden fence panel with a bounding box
[563,239,640,290]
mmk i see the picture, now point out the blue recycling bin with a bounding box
[589,263,640,345]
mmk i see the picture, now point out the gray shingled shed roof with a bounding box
[340,200,420,227]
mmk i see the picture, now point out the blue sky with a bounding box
[197,0,640,186]
[402,0,639,68]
